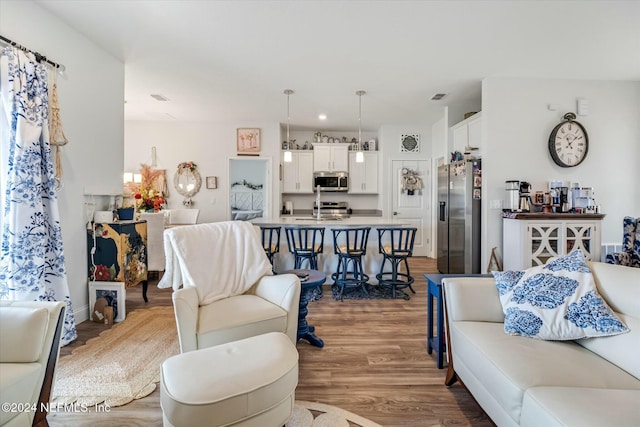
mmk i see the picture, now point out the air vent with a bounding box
[150,94,169,101]
[431,93,447,101]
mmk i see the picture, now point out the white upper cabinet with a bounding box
[312,144,349,172]
[451,112,482,158]
[348,152,378,194]
[282,152,314,193]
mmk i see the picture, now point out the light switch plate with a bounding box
[577,98,589,116]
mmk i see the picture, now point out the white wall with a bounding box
[430,116,447,161]
[447,98,481,128]
[482,77,640,268]
[2,1,125,322]
[125,121,281,223]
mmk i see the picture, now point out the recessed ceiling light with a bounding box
[318,114,327,120]
[150,94,169,101]
[431,93,447,101]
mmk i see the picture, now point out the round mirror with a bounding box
[173,162,202,206]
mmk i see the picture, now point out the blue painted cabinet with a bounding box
[87,220,149,301]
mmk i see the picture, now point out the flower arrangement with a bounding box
[177,161,197,172]
[134,187,165,212]
[125,164,167,212]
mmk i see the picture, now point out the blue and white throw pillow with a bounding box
[493,250,629,340]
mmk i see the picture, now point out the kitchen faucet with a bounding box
[316,185,321,220]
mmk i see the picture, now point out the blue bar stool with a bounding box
[259,225,281,273]
[284,226,325,270]
[376,227,417,300]
[331,227,371,300]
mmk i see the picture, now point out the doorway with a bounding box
[391,159,432,256]
[228,158,271,221]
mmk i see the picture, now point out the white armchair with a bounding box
[173,274,300,352]
[158,221,300,353]
[0,301,66,427]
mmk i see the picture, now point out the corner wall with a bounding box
[1,1,125,322]
[482,77,640,267]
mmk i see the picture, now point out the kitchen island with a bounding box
[251,216,411,279]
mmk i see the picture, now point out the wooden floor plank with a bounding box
[52,257,493,427]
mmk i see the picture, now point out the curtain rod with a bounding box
[0,35,66,72]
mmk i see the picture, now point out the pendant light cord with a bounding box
[285,89,293,151]
[358,93,362,149]
[356,90,366,161]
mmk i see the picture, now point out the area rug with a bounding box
[52,306,179,407]
[331,283,411,300]
[289,401,382,427]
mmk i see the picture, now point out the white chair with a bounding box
[139,212,166,272]
[159,221,301,352]
[0,301,66,427]
[167,209,199,225]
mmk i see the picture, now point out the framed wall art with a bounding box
[89,281,126,323]
[237,128,261,155]
[206,176,218,189]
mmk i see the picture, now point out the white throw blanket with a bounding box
[158,221,273,305]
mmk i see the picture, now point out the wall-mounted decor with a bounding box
[89,281,126,323]
[400,134,420,153]
[237,128,261,155]
[400,167,423,195]
[206,176,218,189]
[174,161,202,206]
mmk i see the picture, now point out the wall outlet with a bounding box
[490,199,503,209]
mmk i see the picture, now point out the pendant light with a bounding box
[283,89,294,163]
[355,90,366,163]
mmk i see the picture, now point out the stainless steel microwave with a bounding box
[313,172,348,192]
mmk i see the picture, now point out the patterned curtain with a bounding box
[0,47,77,346]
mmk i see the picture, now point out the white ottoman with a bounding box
[160,332,298,427]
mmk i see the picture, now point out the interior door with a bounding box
[391,160,431,256]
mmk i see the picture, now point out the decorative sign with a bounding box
[400,134,420,153]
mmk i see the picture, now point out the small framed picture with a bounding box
[473,176,482,187]
[206,176,218,189]
[473,188,481,200]
[237,128,261,154]
[89,281,126,323]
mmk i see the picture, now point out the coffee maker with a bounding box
[559,187,569,212]
[504,180,520,212]
[518,181,532,212]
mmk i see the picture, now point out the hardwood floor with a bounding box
[51,258,492,427]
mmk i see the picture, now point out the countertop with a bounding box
[502,212,606,220]
[251,216,408,226]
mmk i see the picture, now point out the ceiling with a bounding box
[36,0,640,131]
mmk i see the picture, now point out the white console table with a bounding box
[502,213,605,271]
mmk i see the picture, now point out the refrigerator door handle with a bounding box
[439,201,446,221]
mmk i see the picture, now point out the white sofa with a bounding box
[443,261,640,427]
[0,301,66,427]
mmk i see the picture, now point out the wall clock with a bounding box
[548,112,589,168]
[401,134,420,153]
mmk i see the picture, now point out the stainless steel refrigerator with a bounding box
[437,160,482,274]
